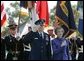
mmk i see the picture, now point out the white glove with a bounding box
[15,32,20,40]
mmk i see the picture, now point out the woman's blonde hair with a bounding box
[54,26,64,34]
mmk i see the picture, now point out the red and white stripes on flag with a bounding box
[1,2,7,27]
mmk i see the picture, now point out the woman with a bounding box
[51,27,71,60]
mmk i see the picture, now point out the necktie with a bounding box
[40,33,42,38]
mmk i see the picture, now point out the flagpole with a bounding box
[17,5,21,33]
[15,2,21,40]
[27,1,32,27]
[27,1,36,31]
[28,8,32,22]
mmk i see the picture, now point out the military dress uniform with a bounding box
[1,38,5,60]
[4,34,24,60]
[4,19,23,60]
[4,35,18,60]
[23,31,51,60]
[23,19,51,60]
[76,38,83,60]
[70,38,77,60]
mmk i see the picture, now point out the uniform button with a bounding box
[41,50,43,52]
[46,42,48,45]
[41,46,43,48]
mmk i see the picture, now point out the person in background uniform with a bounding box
[1,37,5,60]
[76,37,83,60]
[23,19,51,60]
[70,37,78,60]
[70,36,83,60]
[4,21,18,60]
[51,26,71,60]
[4,20,23,60]
[23,26,32,60]
[47,28,55,58]
[47,28,55,40]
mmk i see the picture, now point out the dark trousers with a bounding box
[23,51,30,60]
[71,53,76,60]
[7,52,18,60]
[1,51,5,60]
[78,53,83,60]
[7,53,13,60]
[18,52,24,60]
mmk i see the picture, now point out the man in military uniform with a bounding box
[1,37,5,60]
[4,20,23,60]
[23,19,51,60]
[75,37,83,60]
[70,36,83,60]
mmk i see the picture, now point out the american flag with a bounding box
[1,2,7,27]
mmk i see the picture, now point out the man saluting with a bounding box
[23,19,51,60]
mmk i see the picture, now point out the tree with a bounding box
[2,1,30,37]
[72,5,80,28]
[49,6,56,26]
[6,1,30,25]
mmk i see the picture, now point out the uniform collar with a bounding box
[57,37,65,41]
[10,34,15,38]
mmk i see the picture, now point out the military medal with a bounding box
[45,35,49,45]
[10,39,12,42]
[45,35,49,41]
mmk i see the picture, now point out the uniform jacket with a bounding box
[23,31,51,60]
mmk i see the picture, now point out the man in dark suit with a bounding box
[23,19,51,60]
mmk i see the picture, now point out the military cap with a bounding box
[35,19,45,25]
